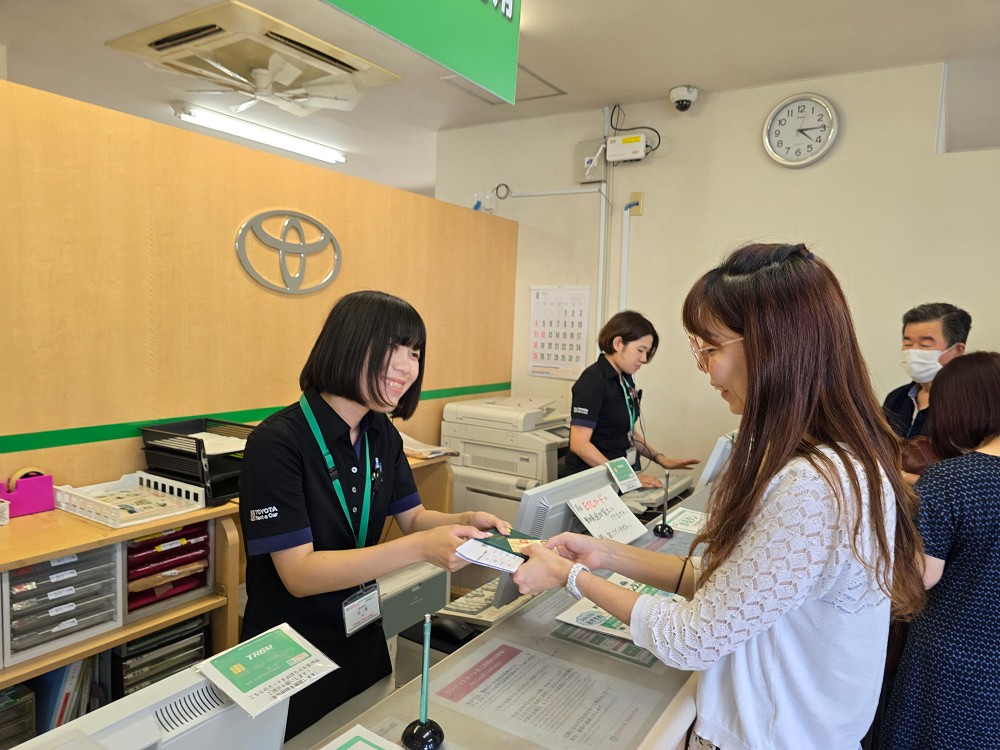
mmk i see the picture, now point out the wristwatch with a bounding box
[565,562,590,600]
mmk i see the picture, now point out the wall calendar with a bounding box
[528,285,590,380]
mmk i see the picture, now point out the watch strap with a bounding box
[565,562,590,600]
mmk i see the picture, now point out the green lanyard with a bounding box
[619,376,636,446]
[299,394,372,549]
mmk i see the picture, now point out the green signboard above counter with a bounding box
[324,0,520,104]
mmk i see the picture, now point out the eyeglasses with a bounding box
[688,335,744,372]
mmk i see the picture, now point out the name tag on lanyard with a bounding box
[343,582,382,636]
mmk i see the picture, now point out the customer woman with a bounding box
[563,310,699,487]
[514,244,925,749]
[880,351,1000,749]
[239,290,506,741]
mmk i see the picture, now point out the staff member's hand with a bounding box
[420,525,489,572]
[654,455,701,470]
[637,473,663,488]
[463,511,512,535]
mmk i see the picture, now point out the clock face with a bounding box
[763,94,839,167]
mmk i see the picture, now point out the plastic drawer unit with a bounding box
[2,546,123,666]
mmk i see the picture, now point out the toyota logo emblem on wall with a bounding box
[235,210,342,295]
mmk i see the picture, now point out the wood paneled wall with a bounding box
[0,82,516,486]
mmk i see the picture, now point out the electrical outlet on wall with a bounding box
[575,138,607,183]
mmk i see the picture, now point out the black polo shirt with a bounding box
[564,356,641,474]
[883,382,928,439]
[239,388,419,738]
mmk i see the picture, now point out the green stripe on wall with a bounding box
[0,382,511,454]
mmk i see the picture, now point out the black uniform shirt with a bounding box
[239,388,419,641]
[883,382,928,439]
[564,355,641,474]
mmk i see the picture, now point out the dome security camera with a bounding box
[670,85,699,112]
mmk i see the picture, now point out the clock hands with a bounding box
[796,126,824,138]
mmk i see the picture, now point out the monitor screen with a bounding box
[693,431,737,494]
[492,464,615,608]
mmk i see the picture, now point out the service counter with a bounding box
[313,487,711,750]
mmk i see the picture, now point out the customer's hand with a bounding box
[512,543,573,595]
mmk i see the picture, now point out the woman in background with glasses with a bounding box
[563,310,699,487]
[881,351,1000,749]
[515,243,926,749]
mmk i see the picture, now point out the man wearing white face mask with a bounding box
[883,302,972,439]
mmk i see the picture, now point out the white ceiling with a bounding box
[2,0,999,194]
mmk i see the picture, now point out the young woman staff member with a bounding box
[881,352,1000,749]
[239,291,507,740]
[563,310,698,488]
[514,244,925,749]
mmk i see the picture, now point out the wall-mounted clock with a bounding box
[763,93,839,168]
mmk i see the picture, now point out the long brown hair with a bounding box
[682,243,924,618]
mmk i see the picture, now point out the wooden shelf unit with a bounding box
[0,502,240,690]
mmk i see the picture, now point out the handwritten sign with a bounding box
[567,485,646,544]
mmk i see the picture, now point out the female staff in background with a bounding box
[239,291,507,741]
[881,351,1000,749]
[515,244,926,749]
[563,310,699,487]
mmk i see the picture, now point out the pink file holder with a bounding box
[0,472,55,517]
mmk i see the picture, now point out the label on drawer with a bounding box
[50,554,79,567]
[47,585,76,600]
[156,539,184,552]
[49,602,77,617]
[52,618,78,633]
[49,569,78,583]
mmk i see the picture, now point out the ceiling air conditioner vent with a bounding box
[264,32,357,75]
[149,24,226,52]
[106,1,399,98]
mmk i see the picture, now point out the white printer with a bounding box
[442,396,570,592]
[440,396,570,483]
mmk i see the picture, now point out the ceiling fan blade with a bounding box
[292,92,364,112]
[303,81,357,98]
[272,98,319,117]
[230,98,258,114]
[184,88,249,95]
[269,53,302,87]
[193,51,250,84]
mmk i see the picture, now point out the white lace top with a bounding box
[630,447,893,750]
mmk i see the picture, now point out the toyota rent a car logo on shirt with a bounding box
[249,506,279,521]
[235,210,342,295]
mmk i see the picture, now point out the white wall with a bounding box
[437,64,1000,464]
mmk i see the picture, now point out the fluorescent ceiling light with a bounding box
[171,102,346,164]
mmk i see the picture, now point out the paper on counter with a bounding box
[557,573,679,639]
[664,506,707,535]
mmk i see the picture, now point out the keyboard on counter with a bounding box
[621,473,694,511]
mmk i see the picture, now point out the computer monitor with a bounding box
[693,431,737,494]
[18,666,287,750]
[492,464,616,608]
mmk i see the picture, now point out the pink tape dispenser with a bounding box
[0,467,56,518]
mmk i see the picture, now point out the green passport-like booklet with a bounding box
[479,528,546,560]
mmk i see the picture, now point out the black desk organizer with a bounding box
[140,419,254,506]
